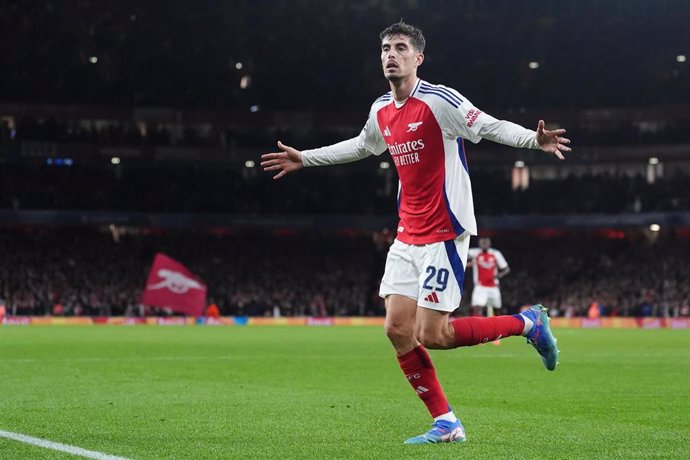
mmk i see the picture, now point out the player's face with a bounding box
[479,238,491,250]
[381,34,423,82]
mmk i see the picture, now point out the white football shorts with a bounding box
[471,285,502,308]
[379,235,470,313]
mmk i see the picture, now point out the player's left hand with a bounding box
[536,120,571,160]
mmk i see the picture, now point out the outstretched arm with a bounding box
[261,137,374,180]
[478,117,571,160]
[261,105,387,180]
[436,87,572,160]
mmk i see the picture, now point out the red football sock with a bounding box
[450,315,525,347]
[397,345,451,418]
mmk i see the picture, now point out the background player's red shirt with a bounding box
[468,248,508,287]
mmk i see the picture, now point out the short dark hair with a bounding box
[379,21,425,53]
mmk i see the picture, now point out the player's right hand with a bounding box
[261,141,303,180]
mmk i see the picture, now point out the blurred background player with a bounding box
[468,237,510,318]
[467,237,510,344]
[262,21,564,445]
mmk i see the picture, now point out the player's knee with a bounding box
[384,319,413,343]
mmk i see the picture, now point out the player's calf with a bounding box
[397,345,458,421]
[449,314,526,347]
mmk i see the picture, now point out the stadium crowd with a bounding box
[0,229,381,318]
[3,114,689,149]
[2,161,689,215]
[1,228,688,318]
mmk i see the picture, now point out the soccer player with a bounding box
[467,237,510,345]
[468,237,510,318]
[261,21,566,445]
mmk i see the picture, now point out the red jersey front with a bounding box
[302,78,508,245]
[367,79,487,244]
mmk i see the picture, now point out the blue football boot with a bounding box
[522,304,559,370]
[404,419,466,444]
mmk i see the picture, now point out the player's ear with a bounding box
[416,53,424,66]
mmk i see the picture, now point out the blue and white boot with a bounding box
[522,304,559,371]
[404,419,466,444]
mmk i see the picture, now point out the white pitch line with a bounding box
[0,429,132,460]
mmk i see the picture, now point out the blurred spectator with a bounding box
[205,302,220,318]
[588,302,602,319]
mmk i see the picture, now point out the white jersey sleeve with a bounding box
[477,115,540,150]
[491,249,509,270]
[468,248,480,259]
[301,103,387,167]
[431,84,539,149]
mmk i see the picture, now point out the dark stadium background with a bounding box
[1,0,689,319]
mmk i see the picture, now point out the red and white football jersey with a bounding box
[468,248,508,287]
[301,78,537,244]
[359,79,490,244]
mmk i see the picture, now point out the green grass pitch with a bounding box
[1,326,689,459]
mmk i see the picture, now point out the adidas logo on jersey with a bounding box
[406,121,423,132]
[424,292,440,303]
[415,386,429,394]
[383,126,391,137]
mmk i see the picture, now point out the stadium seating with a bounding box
[1,228,688,318]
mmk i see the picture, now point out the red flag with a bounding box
[141,253,207,316]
